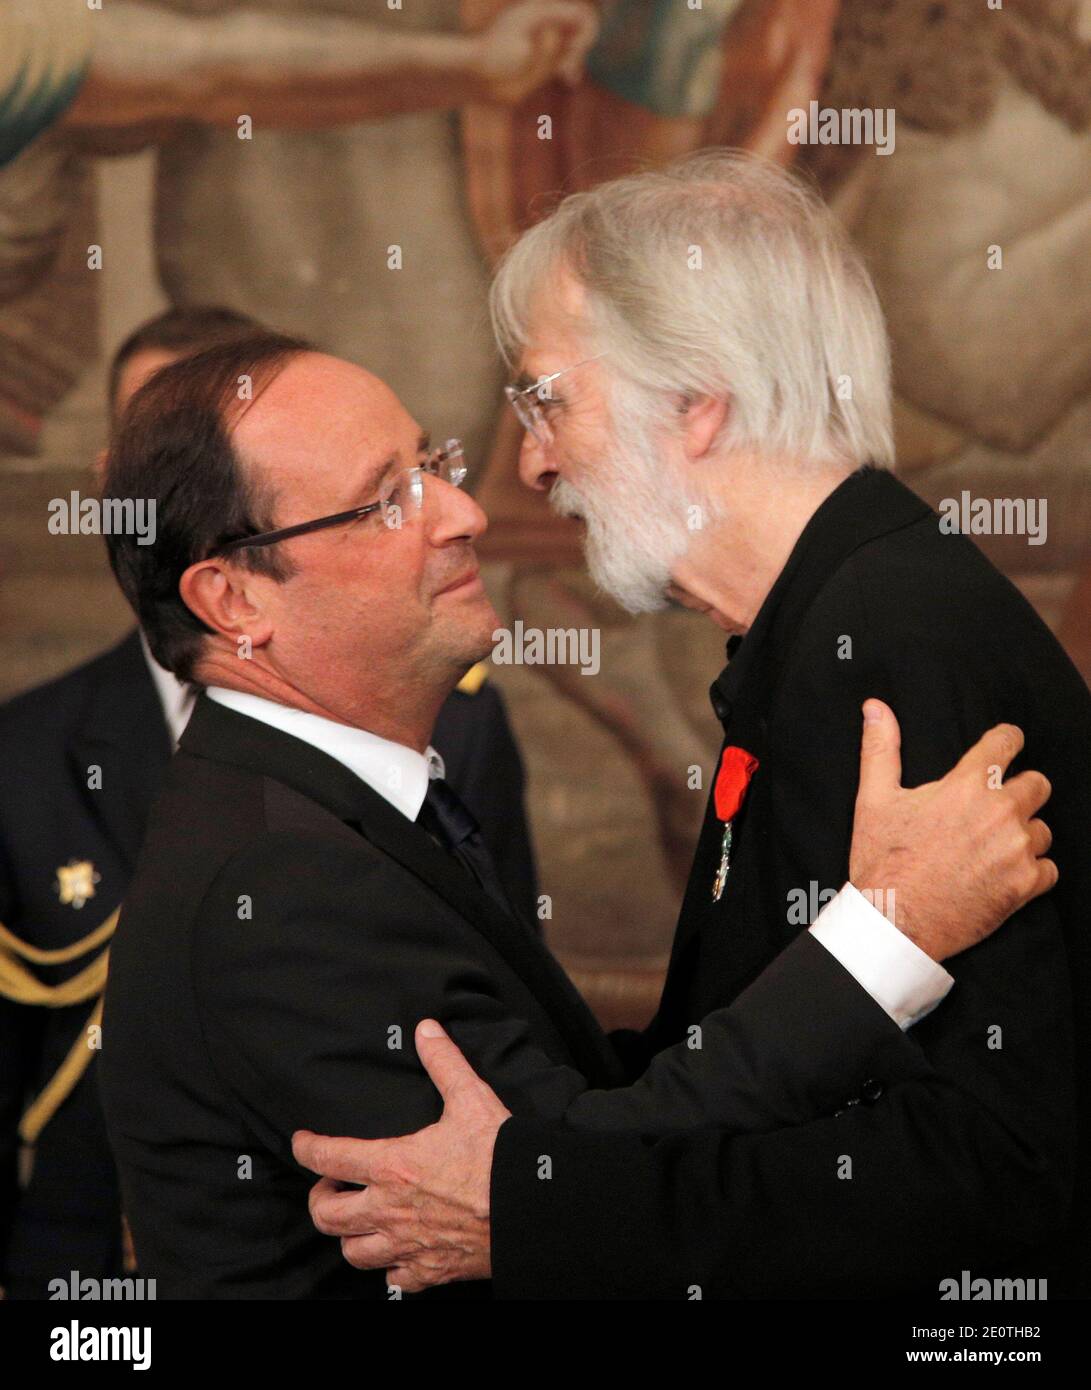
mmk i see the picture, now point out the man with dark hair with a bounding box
[112,312,538,911]
[97,334,1052,1298]
[0,306,537,1298]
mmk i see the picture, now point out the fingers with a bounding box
[387,1266,415,1294]
[413,1019,482,1103]
[292,1129,385,1184]
[1003,769,1052,821]
[521,0,599,85]
[559,33,591,84]
[855,699,902,803]
[388,1265,430,1295]
[1009,854,1060,921]
[1034,857,1060,896]
[528,23,564,76]
[1025,816,1053,859]
[557,1,599,82]
[958,722,1025,780]
[311,1179,428,1274]
[308,1176,374,1238]
[341,1232,398,1272]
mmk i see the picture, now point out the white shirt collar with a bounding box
[139,631,197,747]
[205,686,443,822]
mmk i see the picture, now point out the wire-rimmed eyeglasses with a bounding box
[212,439,466,554]
[503,355,605,446]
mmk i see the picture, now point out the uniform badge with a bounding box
[711,747,759,902]
[55,859,101,910]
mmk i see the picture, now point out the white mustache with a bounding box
[549,479,589,521]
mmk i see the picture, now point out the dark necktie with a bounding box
[417,778,515,918]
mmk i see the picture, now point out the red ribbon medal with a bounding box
[711,746,759,901]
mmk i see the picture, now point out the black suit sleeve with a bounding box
[565,929,925,1134]
[190,833,586,1153]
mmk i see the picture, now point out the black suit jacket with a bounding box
[489,468,1091,1299]
[99,693,621,1298]
[99,693,921,1298]
[0,631,537,1297]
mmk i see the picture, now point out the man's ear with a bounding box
[678,394,729,460]
[179,559,275,650]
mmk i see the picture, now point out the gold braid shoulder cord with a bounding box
[0,911,117,1143]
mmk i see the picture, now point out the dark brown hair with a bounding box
[103,333,312,681]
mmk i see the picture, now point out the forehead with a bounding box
[518,263,589,372]
[232,352,415,493]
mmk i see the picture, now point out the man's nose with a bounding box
[518,429,557,493]
[428,475,488,543]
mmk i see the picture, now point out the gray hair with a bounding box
[490,149,894,471]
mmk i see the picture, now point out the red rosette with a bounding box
[713,746,759,823]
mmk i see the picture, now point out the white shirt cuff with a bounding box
[808,882,954,1030]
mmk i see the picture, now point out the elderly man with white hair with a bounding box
[293,151,1091,1300]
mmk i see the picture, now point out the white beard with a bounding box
[549,423,714,614]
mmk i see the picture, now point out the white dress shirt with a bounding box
[205,686,952,1031]
[206,686,444,821]
[139,632,198,748]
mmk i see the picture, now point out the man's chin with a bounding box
[444,593,502,665]
[585,548,671,614]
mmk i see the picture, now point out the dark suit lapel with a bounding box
[180,695,623,1088]
[345,799,623,1086]
[69,631,173,873]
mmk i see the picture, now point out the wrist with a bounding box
[849,868,935,956]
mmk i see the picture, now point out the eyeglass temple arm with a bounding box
[216,502,380,553]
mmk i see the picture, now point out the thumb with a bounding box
[857,699,902,803]
[414,1020,480,1105]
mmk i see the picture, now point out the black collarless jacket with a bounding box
[490,468,1091,1300]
